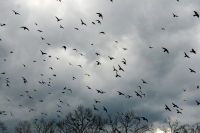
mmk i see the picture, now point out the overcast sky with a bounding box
[1,0,200,132]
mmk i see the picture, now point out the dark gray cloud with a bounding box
[1,0,200,132]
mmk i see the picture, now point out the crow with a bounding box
[80,19,87,26]
[55,16,62,21]
[189,68,196,73]
[162,47,169,54]
[20,26,29,31]
[96,13,103,19]
[184,52,190,58]
[193,11,199,18]
[165,105,171,111]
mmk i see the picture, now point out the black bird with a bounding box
[96,20,101,25]
[189,68,196,73]
[73,48,77,52]
[62,46,67,50]
[183,89,186,92]
[96,61,101,65]
[20,26,29,31]
[172,103,179,108]
[173,13,178,17]
[37,30,43,32]
[162,47,169,54]
[74,28,79,30]
[95,53,100,56]
[138,86,141,89]
[115,72,121,77]
[190,48,196,54]
[40,50,47,55]
[47,43,51,46]
[108,56,114,60]
[39,100,44,102]
[193,11,199,18]
[85,74,90,76]
[99,32,105,34]
[196,100,200,105]
[118,65,124,72]
[41,37,45,40]
[78,65,82,68]
[12,10,20,15]
[184,52,190,58]
[60,25,64,29]
[92,22,95,24]
[142,79,147,84]
[162,28,165,30]
[55,16,62,22]
[176,109,182,114]
[113,66,118,72]
[80,19,87,26]
[87,86,92,90]
[117,91,124,96]
[197,85,199,89]
[135,91,142,98]
[35,23,38,25]
[0,23,6,26]
[123,48,127,50]
[93,105,99,111]
[141,117,148,122]
[103,106,107,113]
[94,99,100,103]
[96,13,103,19]
[165,105,171,111]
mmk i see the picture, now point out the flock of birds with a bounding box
[0,0,200,127]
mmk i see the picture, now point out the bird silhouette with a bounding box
[80,19,87,26]
[173,13,178,17]
[99,32,105,34]
[184,52,190,58]
[20,26,29,31]
[190,48,196,54]
[115,72,121,77]
[94,99,100,103]
[108,56,114,60]
[55,16,62,21]
[118,65,124,72]
[196,100,200,105]
[12,10,20,15]
[176,109,182,114]
[60,25,64,29]
[165,105,171,111]
[135,91,142,98]
[117,91,124,96]
[141,117,148,122]
[189,68,196,73]
[0,23,6,26]
[162,47,169,54]
[62,46,67,50]
[96,61,101,65]
[40,50,47,55]
[172,103,179,108]
[142,79,147,84]
[74,28,79,30]
[93,105,99,111]
[103,106,107,113]
[193,11,199,18]
[96,13,103,19]
[96,20,101,25]
[87,86,92,90]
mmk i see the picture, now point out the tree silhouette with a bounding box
[0,120,7,133]
[15,121,32,133]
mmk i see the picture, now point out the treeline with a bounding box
[0,105,200,133]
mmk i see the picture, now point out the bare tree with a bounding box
[15,120,32,133]
[188,122,200,133]
[159,117,188,133]
[32,118,55,133]
[56,105,94,133]
[0,120,7,133]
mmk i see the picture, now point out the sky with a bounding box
[0,0,200,132]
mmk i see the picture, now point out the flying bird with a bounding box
[20,26,29,31]
[55,16,62,22]
[196,100,200,105]
[173,13,178,17]
[96,13,103,19]
[12,10,20,15]
[162,47,169,54]
[165,105,171,111]
[96,20,101,25]
[193,11,199,18]
[184,52,190,58]
[99,32,105,34]
[80,19,87,26]
[190,48,196,54]
[142,79,147,84]
[189,68,196,73]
